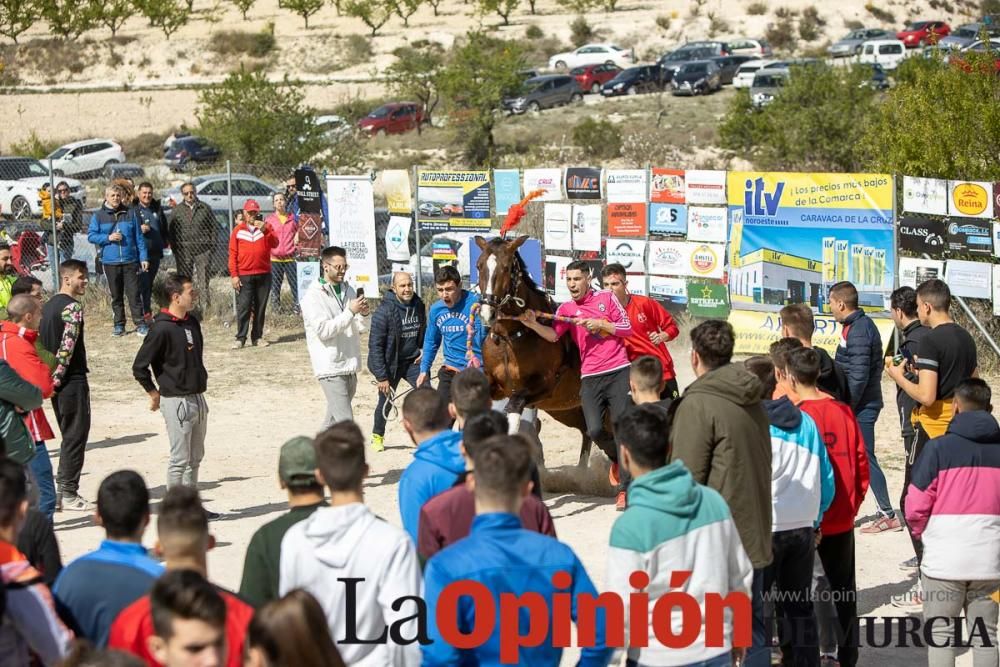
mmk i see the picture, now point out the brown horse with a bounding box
[474,234,610,468]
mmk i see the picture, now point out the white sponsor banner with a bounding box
[685,169,727,205]
[297,261,321,302]
[606,169,648,203]
[687,206,727,243]
[523,168,563,200]
[543,203,573,251]
[992,222,1000,258]
[605,238,647,273]
[385,215,412,262]
[648,275,687,301]
[571,204,602,252]
[994,266,1000,317]
[328,176,379,294]
[948,180,994,219]
[628,274,648,295]
[647,241,725,279]
[902,176,948,216]
[898,257,945,289]
[546,254,572,302]
[944,259,992,299]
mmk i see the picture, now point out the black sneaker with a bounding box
[205,510,221,520]
[899,556,919,571]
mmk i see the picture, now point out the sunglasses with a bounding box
[182,191,195,196]
[56,188,70,193]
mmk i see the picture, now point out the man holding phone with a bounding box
[301,245,370,428]
[228,200,278,349]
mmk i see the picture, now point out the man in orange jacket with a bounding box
[0,294,63,519]
[228,200,277,350]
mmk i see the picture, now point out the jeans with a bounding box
[580,367,633,493]
[28,442,56,520]
[161,394,209,488]
[745,568,769,667]
[373,361,424,437]
[816,530,858,667]
[104,262,143,329]
[902,424,929,563]
[763,527,819,667]
[856,406,894,517]
[53,377,90,498]
[921,575,1000,667]
[320,375,358,429]
[270,260,298,310]
[235,273,272,343]
[139,255,162,316]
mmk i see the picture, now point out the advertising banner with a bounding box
[606,169,648,203]
[327,176,379,294]
[993,222,1000,258]
[605,239,647,273]
[902,176,948,215]
[296,261,321,303]
[687,282,730,318]
[946,218,993,256]
[648,203,688,236]
[898,257,945,288]
[944,259,992,298]
[608,203,648,237]
[295,168,325,258]
[993,265,1000,317]
[494,169,521,216]
[686,169,727,205]
[543,203,573,251]
[687,206,727,243]
[417,170,491,233]
[898,215,947,257]
[565,167,602,199]
[729,310,896,356]
[727,172,894,313]
[647,241,725,279]
[651,168,685,204]
[545,255,572,302]
[948,180,994,219]
[523,168,563,200]
[385,215,412,262]
[571,204,602,252]
[381,170,412,214]
[628,275,648,295]
[648,276,688,309]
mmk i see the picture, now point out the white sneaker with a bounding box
[61,494,94,512]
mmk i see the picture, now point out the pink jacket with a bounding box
[554,289,632,378]
[266,212,298,259]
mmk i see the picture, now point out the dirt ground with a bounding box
[48,311,989,665]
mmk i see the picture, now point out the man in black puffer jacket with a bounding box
[367,272,428,452]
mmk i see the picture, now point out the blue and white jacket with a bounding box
[765,396,835,532]
[420,290,485,374]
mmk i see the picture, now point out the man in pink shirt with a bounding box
[522,260,634,509]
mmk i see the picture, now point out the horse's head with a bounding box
[475,234,528,328]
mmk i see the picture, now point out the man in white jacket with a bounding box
[280,421,422,667]
[301,246,369,428]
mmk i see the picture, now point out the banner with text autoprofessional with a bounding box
[417,170,491,234]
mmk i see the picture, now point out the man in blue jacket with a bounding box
[423,433,611,666]
[417,265,485,403]
[88,184,149,337]
[829,281,897,532]
[133,182,166,321]
[398,387,464,543]
[367,271,428,452]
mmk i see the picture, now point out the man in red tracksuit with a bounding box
[228,200,277,350]
[601,263,681,399]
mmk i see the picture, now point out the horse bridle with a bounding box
[481,251,526,312]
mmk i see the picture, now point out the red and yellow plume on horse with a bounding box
[499,189,546,239]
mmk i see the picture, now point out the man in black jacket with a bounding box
[133,182,167,320]
[54,181,83,262]
[132,274,211,493]
[167,183,217,306]
[367,271,428,452]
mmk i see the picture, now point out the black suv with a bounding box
[164,136,221,171]
[600,65,666,96]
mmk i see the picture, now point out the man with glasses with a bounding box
[54,182,83,262]
[133,182,167,320]
[166,182,217,307]
[301,245,369,427]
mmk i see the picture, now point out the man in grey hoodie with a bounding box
[279,421,421,667]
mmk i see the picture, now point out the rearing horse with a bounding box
[475,234,608,468]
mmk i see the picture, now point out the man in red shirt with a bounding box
[780,345,868,667]
[228,200,278,350]
[146,570,227,667]
[601,263,680,400]
[109,486,253,667]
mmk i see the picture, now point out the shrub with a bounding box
[8,132,60,159]
[747,1,767,14]
[525,24,544,39]
[120,132,167,163]
[208,28,277,57]
[799,6,824,41]
[570,15,597,48]
[865,3,894,23]
[984,0,1000,14]
[331,96,390,123]
[765,15,797,51]
[655,14,671,31]
[343,34,373,66]
[708,11,730,37]
[689,0,706,17]
[773,6,796,18]
[844,18,864,30]
[572,118,622,159]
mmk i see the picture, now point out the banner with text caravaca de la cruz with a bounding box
[417,170,491,233]
[727,172,895,316]
[729,310,897,356]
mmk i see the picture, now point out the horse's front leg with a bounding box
[504,393,529,435]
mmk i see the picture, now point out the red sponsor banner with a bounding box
[607,202,647,237]
[651,168,685,204]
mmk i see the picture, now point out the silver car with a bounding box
[828,28,895,57]
[938,23,1000,50]
[163,174,279,213]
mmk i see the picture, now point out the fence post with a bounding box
[47,159,59,291]
[226,160,236,320]
[413,164,422,296]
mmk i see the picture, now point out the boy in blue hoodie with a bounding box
[398,387,465,543]
[745,356,834,667]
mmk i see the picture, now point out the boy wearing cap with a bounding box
[228,200,277,349]
[239,436,326,608]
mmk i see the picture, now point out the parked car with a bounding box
[570,63,622,93]
[600,65,665,96]
[728,38,772,57]
[961,38,1000,51]
[897,20,951,47]
[750,68,789,107]
[827,28,896,57]
[0,157,85,220]
[103,163,145,181]
[669,60,722,95]
[164,136,221,171]
[47,139,125,178]
[733,59,775,88]
[163,174,278,213]
[859,39,908,70]
[548,43,635,70]
[357,103,424,136]
[502,75,582,113]
[313,115,352,140]
[711,55,756,85]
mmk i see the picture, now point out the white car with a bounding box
[163,174,279,213]
[47,139,125,178]
[733,59,770,88]
[549,43,634,71]
[0,157,85,220]
[728,38,773,57]
[858,39,908,70]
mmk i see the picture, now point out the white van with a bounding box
[858,39,907,70]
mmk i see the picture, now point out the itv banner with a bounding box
[727,172,895,314]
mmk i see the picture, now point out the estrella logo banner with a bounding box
[726,172,895,314]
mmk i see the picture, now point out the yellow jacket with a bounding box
[39,188,62,221]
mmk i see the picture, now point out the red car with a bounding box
[897,20,950,47]
[357,103,424,136]
[570,63,622,94]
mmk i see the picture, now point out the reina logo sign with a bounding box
[952,183,988,216]
[743,178,785,216]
